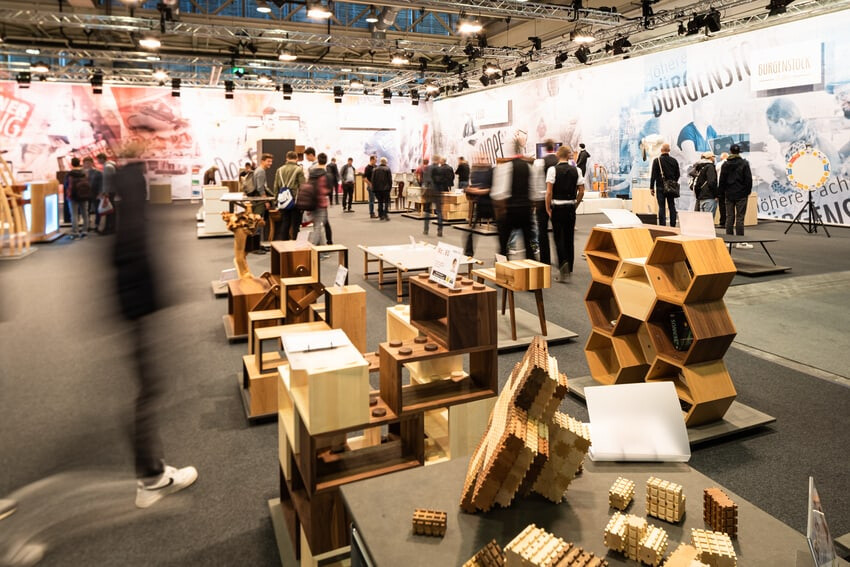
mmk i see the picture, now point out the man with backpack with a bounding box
[306,153,333,245]
[64,157,93,239]
[273,151,306,240]
[691,151,718,214]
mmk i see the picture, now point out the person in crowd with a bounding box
[650,143,680,227]
[238,162,254,192]
[364,155,377,218]
[82,157,103,233]
[308,153,332,244]
[203,165,219,186]
[97,153,117,235]
[422,156,440,236]
[576,143,590,177]
[340,157,356,212]
[371,157,393,221]
[112,144,198,509]
[455,157,470,190]
[692,151,718,214]
[715,152,728,226]
[415,158,429,186]
[253,153,275,244]
[64,157,92,239]
[491,137,543,259]
[327,157,340,205]
[273,151,307,240]
[429,156,455,237]
[301,147,316,177]
[719,143,753,246]
[534,139,559,267]
[463,157,493,256]
[546,145,584,282]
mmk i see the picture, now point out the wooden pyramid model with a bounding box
[460,336,591,512]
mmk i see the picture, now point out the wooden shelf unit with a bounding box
[645,236,736,304]
[646,300,737,366]
[585,330,652,385]
[646,358,737,426]
[584,226,654,284]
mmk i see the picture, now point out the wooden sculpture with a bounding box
[603,512,669,567]
[505,524,608,567]
[646,476,686,523]
[222,205,264,279]
[464,540,505,567]
[609,477,636,510]
[0,153,30,257]
[703,488,738,538]
[690,529,737,567]
[411,508,447,537]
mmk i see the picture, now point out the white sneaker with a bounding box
[135,465,198,509]
[735,242,753,249]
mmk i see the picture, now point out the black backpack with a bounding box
[71,174,93,201]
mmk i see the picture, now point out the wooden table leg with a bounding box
[378,260,384,289]
[501,287,508,315]
[534,289,547,336]
[363,251,369,280]
[397,271,404,303]
[508,290,517,341]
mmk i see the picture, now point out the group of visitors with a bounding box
[63,153,117,240]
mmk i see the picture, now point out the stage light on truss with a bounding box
[365,5,379,23]
[278,49,297,61]
[575,45,590,64]
[256,0,272,13]
[139,36,161,50]
[16,72,31,88]
[410,90,419,105]
[307,1,332,19]
[30,61,49,74]
[458,17,483,34]
[333,85,343,103]
[282,83,293,100]
[349,77,364,89]
[171,77,181,97]
[25,47,40,55]
[391,52,409,65]
[258,75,273,85]
[225,80,234,99]
[382,88,392,104]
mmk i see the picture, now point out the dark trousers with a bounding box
[324,216,333,244]
[133,317,165,479]
[376,190,391,219]
[423,193,443,234]
[498,206,534,259]
[725,197,748,236]
[716,189,726,226]
[281,207,303,240]
[551,204,577,272]
[342,182,354,210]
[535,202,551,265]
[656,190,678,227]
[334,183,340,204]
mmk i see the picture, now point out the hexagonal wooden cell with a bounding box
[645,236,736,304]
[585,281,642,336]
[646,358,737,426]
[612,258,656,321]
[584,227,654,284]
[585,330,651,385]
[646,299,736,366]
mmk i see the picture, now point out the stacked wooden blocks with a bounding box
[464,540,506,567]
[461,337,590,513]
[603,512,669,566]
[609,477,636,510]
[583,227,739,426]
[646,476,686,523]
[505,524,608,567]
[411,508,447,537]
[662,543,708,567]
[690,529,737,567]
[703,488,738,538]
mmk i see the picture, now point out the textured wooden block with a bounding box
[464,539,506,567]
[663,543,708,567]
[531,412,591,503]
[505,524,607,567]
[412,508,447,537]
[646,476,686,523]
[604,512,669,565]
[703,488,738,538]
[608,477,636,510]
[691,529,736,567]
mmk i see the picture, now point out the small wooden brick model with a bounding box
[603,512,669,566]
[505,524,608,567]
[691,529,736,567]
[703,488,738,538]
[662,543,708,567]
[411,508,447,537]
[646,476,686,523]
[609,477,636,510]
[464,540,506,567]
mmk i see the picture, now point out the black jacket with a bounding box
[719,155,752,200]
[326,162,339,187]
[693,161,717,200]
[650,153,680,193]
[371,164,393,192]
[576,149,590,175]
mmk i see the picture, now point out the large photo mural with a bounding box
[431,10,850,227]
[0,84,430,199]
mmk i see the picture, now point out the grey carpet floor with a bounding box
[0,202,847,566]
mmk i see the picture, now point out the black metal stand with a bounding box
[784,189,830,237]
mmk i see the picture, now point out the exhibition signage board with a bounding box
[429,242,464,289]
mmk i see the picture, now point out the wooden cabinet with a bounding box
[583,227,738,426]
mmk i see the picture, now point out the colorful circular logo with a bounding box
[786,148,830,191]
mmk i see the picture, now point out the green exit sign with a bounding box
[231,67,245,75]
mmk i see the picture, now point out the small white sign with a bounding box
[598,208,643,228]
[678,211,716,238]
[220,192,247,201]
[495,253,508,264]
[296,229,311,242]
[429,242,464,289]
[409,235,417,245]
[219,268,237,282]
[334,265,348,288]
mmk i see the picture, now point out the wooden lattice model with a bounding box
[690,529,736,567]
[609,477,636,510]
[662,543,708,567]
[703,488,738,538]
[505,524,608,567]
[460,337,590,513]
[411,508,447,537]
[603,512,669,566]
[646,476,686,523]
[0,153,30,257]
[463,540,506,567]
[222,208,265,279]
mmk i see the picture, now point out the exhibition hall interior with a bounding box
[1,0,849,566]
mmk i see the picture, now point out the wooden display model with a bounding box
[703,488,737,538]
[226,273,280,338]
[646,476,686,523]
[663,543,707,567]
[464,540,505,567]
[583,226,739,426]
[609,476,636,510]
[411,508,447,537]
[0,154,31,257]
[473,259,550,341]
[278,270,501,562]
[690,529,736,567]
[461,337,590,513]
[505,524,608,567]
[603,512,669,566]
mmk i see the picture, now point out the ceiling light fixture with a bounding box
[307,2,333,20]
[258,75,273,85]
[571,31,595,44]
[349,77,364,89]
[256,0,272,14]
[146,55,161,61]
[30,62,49,74]
[391,52,409,65]
[139,36,161,49]
[458,16,483,35]
[278,49,297,61]
[425,82,440,93]
[25,48,40,55]
[153,69,169,82]
[365,5,379,23]
[484,62,500,75]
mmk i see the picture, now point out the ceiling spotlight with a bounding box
[333,85,343,103]
[139,36,161,49]
[225,80,234,99]
[528,36,542,51]
[554,59,563,70]
[425,82,440,93]
[152,69,169,82]
[382,88,391,104]
[278,49,297,61]
[256,0,272,13]
[282,83,293,100]
[484,62,500,75]
[16,72,31,88]
[30,62,49,74]
[571,31,595,44]
[479,74,490,87]
[458,17,483,34]
[705,8,722,32]
[678,21,686,35]
[258,75,273,85]
[365,5,379,23]
[307,2,332,19]
[514,62,529,77]
[460,78,469,90]
[612,36,632,55]
[575,45,590,64]
[146,55,161,61]
[410,90,419,105]
[767,0,794,16]
[25,48,40,55]
[349,77,364,89]
[90,72,103,94]
[171,78,181,97]
[391,52,409,65]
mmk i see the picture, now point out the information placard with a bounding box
[429,242,464,289]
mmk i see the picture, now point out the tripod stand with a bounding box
[784,189,830,237]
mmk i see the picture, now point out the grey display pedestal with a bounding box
[494,307,577,352]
